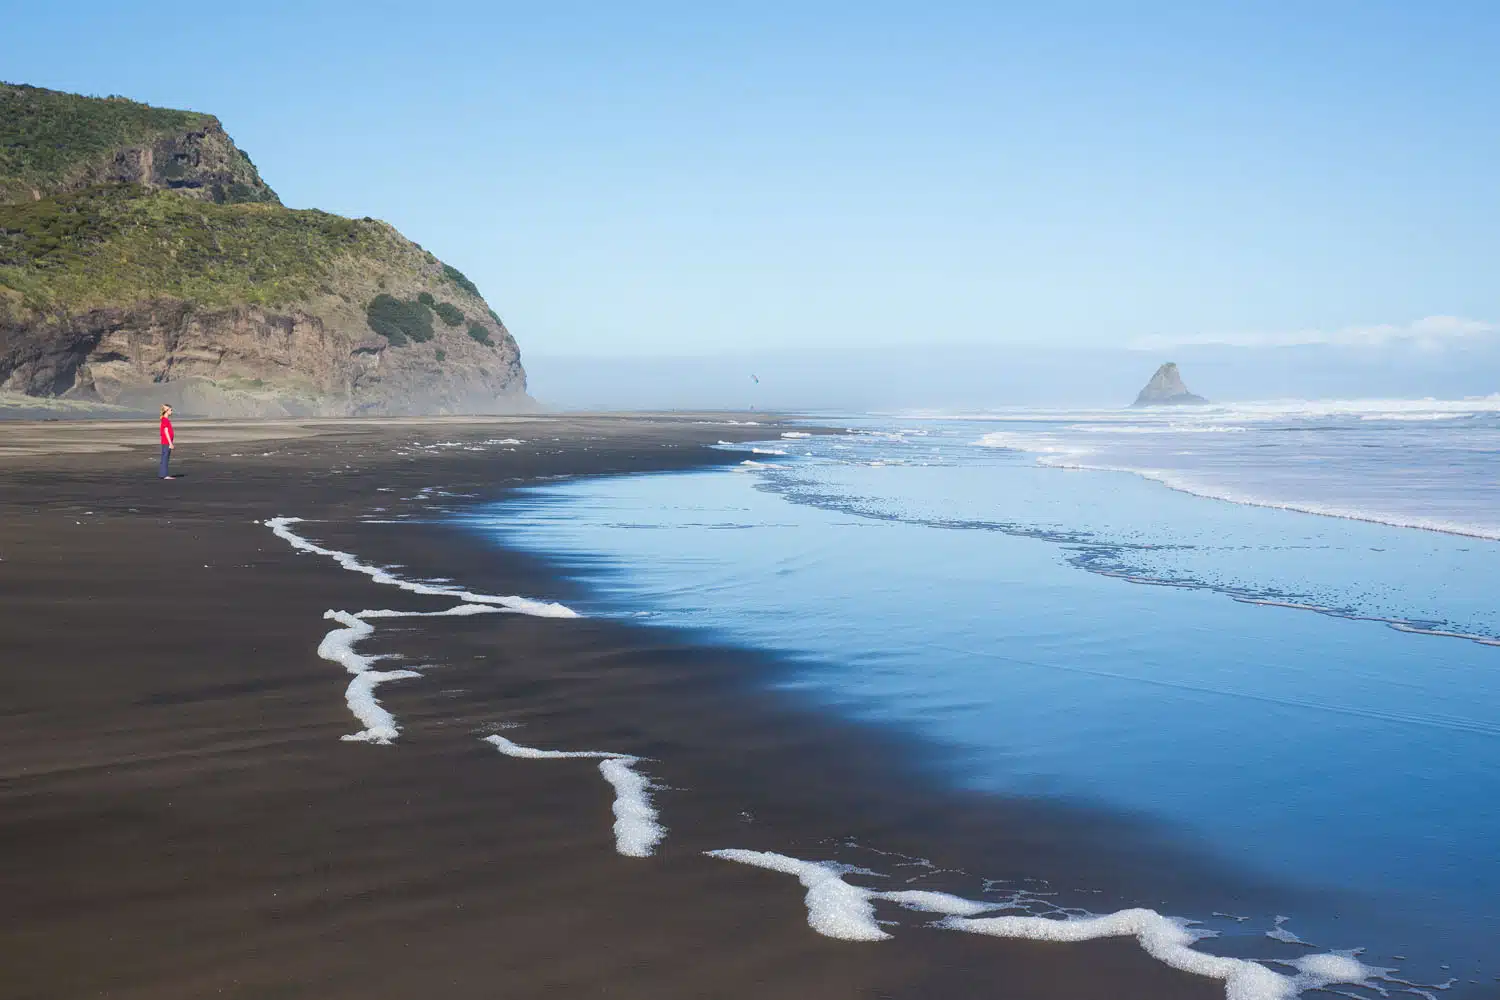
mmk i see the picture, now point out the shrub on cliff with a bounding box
[0,184,378,313]
[366,294,434,346]
[0,83,210,196]
[467,322,494,347]
[442,263,479,297]
[417,291,435,306]
[433,301,464,326]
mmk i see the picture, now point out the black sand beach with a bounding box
[0,415,1234,1000]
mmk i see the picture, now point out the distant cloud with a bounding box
[1132,315,1497,351]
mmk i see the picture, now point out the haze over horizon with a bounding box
[5,2,1496,406]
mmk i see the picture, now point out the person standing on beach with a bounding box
[159,404,175,479]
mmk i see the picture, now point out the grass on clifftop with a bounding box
[0,83,213,201]
[0,183,415,316]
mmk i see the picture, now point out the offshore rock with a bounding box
[1132,362,1208,406]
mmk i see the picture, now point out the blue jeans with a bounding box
[160,445,171,478]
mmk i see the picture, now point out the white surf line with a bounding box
[265,517,578,619]
[484,735,665,858]
[706,850,1395,1000]
[705,849,993,941]
[265,515,577,744]
[1000,443,1500,544]
[320,605,507,744]
[317,610,412,744]
[945,911,1384,1000]
[1234,598,1500,649]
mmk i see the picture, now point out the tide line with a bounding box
[266,516,579,745]
[484,735,665,857]
[265,516,578,618]
[706,850,1391,1000]
[269,513,1421,1000]
[318,606,508,744]
[270,517,663,855]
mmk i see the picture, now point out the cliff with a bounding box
[0,83,528,416]
[0,83,277,206]
[1131,362,1207,406]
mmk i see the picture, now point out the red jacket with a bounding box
[160,416,174,447]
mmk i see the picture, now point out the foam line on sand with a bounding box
[484,735,665,857]
[706,849,1391,1000]
[268,515,577,744]
[319,606,504,743]
[266,517,578,619]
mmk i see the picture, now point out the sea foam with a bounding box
[266,517,578,618]
[705,849,994,941]
[484,735,665,857]
[267,517,579,744]
[946,910,1380,1000]
[318,605,509,743]
[273,518,661,854]
[706,849,1388,1000]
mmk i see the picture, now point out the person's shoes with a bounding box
[160,476,176,480]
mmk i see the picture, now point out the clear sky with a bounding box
[4,1,1498,359]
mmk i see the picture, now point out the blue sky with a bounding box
[5,2,1498,360]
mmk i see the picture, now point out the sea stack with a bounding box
[1132,362,1207,406]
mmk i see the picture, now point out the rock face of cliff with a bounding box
[0,83,529,416]
[1132,362,1207,406]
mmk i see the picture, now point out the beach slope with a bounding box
[0,415,1219,1000]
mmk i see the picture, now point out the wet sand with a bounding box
[0,414,1227,1000]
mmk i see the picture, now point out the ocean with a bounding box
[467,401,1500,998]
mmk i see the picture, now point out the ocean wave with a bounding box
[753,470,1500,646]
[1035,457,1500,543]
[1357,412,1468,421]
[1063,423,1249,434]
[973,431,1094,456]
[963,415,1500,545]
[907,396,1500,424]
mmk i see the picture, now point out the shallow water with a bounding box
[468,410,1500,994]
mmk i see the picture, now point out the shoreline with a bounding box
[0,414,1376,1000]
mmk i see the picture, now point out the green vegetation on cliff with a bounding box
[0,82,524,416]
[365,293,435,346]
[0,83,215,200]
[441,263,480,297]
[0,85,505,341]
[0,184,395,315]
